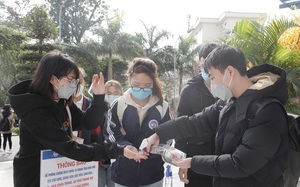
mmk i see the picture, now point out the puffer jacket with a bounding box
[104,91,172,186]
[176,74,217,186]
[155,64,289,187]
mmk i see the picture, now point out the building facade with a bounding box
[188,11,267,43]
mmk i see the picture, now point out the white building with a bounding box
[188,11,267,44]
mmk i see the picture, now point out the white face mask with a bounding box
[74,84,84,97]
[210,70,233,101]
[55,77,79,99]
[105,95,120,105]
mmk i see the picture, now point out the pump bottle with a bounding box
[165,164,173,187]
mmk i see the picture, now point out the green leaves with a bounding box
[23,5,58,43]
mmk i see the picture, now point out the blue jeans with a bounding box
[114,179,163,187]
[98,164,115,187]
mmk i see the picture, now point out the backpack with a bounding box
[116,95,169,126]
[0,117,10,131]
[248,97,300,187]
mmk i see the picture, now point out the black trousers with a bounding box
[3,133,12,150]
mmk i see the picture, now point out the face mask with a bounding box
[55,77,79,99]
[201,68,210,82]
[105,95,120,105]
[210,70,233,101]
[130,87,153,100]
[74,84,84,97]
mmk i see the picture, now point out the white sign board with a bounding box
[40,150,98,187]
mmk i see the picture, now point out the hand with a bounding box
[172,156,192,169]
[123,145,148,163]
[145,133,160,153]
[178,168,189,184]
[91,72,105,95]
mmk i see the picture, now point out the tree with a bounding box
[0,26,26,105]
[175,36,200,94]
[17,5,58,80]
[1,0,30,29]
[46,0,108,44]
[93,11,140,80]
[221,17,300,113]
[23,5,57,45]
[135,21,172,73]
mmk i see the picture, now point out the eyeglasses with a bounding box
[60,77,79,85]
[131,86,152,93]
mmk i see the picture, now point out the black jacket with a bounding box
[176,74,217,155]
[156,64,289,187]
[8,80,124,187]
[176,75,217,186]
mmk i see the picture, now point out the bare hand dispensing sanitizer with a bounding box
[139,139,186,166]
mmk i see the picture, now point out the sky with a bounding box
[106,0,293,44]
[4,0,296,45]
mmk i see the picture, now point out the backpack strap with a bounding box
[161,100,169,119]
[248,97,283,121]
[241,97,285,146]
[117,96,127,126]
[288,114,300,151]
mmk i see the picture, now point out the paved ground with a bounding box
[0,134,19,186]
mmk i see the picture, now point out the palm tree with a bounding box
[220,16,300,113]
[175,36,200,94]
[135,21,172,73]
[93,11,140,80]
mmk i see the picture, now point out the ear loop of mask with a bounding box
[222,70,233,87]
[53,76,61,91]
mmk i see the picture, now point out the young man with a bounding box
[176,42,219,187]
[146,45,289,187]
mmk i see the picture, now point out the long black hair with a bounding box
[29,50,80,102]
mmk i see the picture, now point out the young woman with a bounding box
[104,58,172,187]
[104,80,124,106]
[8,50,146,187]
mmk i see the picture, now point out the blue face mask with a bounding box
[201,68,210,82]
[130,87,152,100]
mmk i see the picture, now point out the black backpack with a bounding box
[0,117,10,131]
[248,97,300,187]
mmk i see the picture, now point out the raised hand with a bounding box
[91,72,105,95]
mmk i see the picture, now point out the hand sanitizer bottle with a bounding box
[152,144,186,166]
[139,139,186,166]
[165,164,173,187]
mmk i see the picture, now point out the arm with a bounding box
[22,109,145,162]
[156,102,220,143]
[22,108,120,161]
[146,101,222,151]
[175,88,193,154]
[72,72,107,130]
[71,94,108,130]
